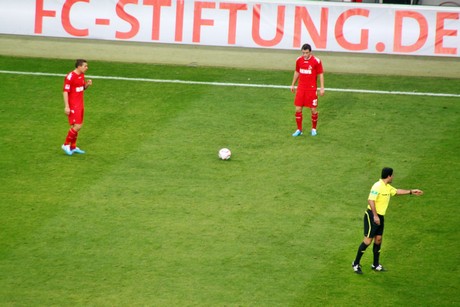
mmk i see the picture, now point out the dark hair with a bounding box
[75,59,87,68]
[301,44,312,52]
[381,167,393,179]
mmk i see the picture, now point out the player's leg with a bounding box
[372,235,383,269]
[311,93,318,136]
[353,237,373,266]
[306,91,318,136]
[70,123,85,153]
[371,217,385,271]
[62,112,78,155]
[293,105,303,136]
[67,109,85,154]
[71,108,84,153]
[292,90,305,136]
[64,127,78,145]
[311,107,318,136]
[352,210,375,273]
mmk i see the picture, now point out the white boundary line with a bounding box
[1,70,459,98]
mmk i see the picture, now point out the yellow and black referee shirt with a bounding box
[367,179,397,215]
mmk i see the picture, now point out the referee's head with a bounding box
[381,167,393,179]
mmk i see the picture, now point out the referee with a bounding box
[352,167,423,274]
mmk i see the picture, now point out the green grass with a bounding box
[0,55,459,306]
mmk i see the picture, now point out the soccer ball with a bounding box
[218,148,231,160]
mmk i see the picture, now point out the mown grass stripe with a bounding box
[1,69,459,98]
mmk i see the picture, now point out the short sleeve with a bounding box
[63,73,72,92]
[368,183,379,201]
[389,185,397,196]
[316,58,324,74]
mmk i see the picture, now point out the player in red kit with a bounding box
[291,44,325,137]
[61,59,92,155]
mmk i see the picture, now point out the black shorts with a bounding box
[363,209,385,238]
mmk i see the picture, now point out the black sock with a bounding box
[373,243,381,266]
[354,242,370,265]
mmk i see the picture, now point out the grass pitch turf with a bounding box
[0,55,459,306]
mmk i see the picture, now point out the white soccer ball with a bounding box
[218,148,231,160]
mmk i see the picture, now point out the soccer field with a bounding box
[0,55,459,306]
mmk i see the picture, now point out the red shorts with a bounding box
[294,89,318,108]
[68,107,84,125]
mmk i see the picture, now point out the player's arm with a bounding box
[84,79,92,89]
[291,71,299,93]
[396,189,424,196]
[63,91,70,115]
[368,199,380,225]
[318,73,325,96]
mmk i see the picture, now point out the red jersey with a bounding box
[295,55,324,91]
[63,71,86,108]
